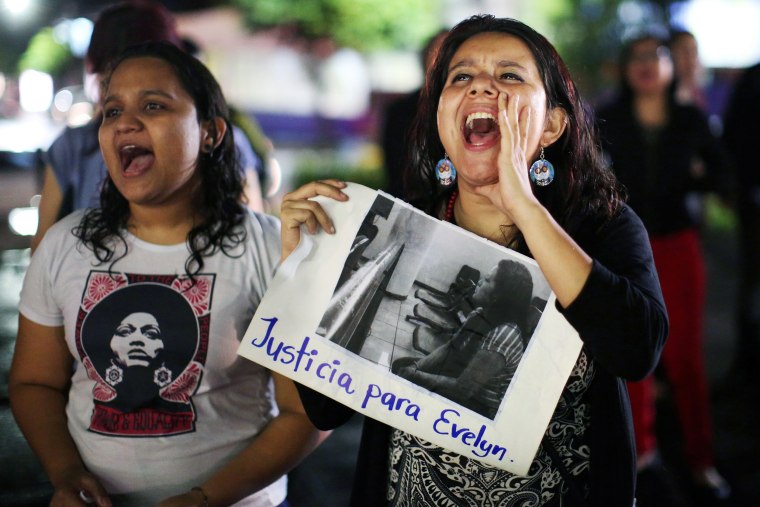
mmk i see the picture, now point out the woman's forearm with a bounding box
[516,203,593,309]
[9,382,87,486]
[194,411,327,506]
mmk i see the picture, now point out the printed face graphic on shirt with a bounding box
[76,272,214,437]
[111,312,165,367]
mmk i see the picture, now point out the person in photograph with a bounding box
[280,14,667,506]
[10,42,327,506]
[110,312,164,368]
[394,258,533,419]
[79,283,199,418]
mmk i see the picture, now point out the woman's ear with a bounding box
[201,117,227,152]
[540,106,568,148]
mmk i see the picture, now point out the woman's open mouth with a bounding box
[463,112,500,148]
[119,144,155,176]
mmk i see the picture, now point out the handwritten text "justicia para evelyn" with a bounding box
[248,316,509,461]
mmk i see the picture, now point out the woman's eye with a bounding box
[145,102,163,111]
[103,107,120,118]
[500,72,523,81]
[144,327,161,339]
[451,73,471,83]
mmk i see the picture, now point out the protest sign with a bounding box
[237,183,582,475]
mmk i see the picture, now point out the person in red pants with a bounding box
[596,30,731,501]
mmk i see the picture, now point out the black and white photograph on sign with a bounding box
[315,194,550,420]
[238,182,582,473]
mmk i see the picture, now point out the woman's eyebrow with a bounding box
[496,60,528,71]
[448,59,473,73]
[102,89,174,104]
[448,59,528,72]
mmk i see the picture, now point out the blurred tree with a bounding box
[527,0,674,101]
[17,27,72,75]
[234,0,441,51]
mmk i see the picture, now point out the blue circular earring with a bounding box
[529,147,554,186]
[435,155,457,187]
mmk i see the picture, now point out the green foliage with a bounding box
[234,0,441,51]
[292,148,387,191]
[17,27,71,74]
[531,0,676,99]
[532,0,624,99]
[705,194,737,232]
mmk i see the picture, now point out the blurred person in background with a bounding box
[669,29,707,110]
[182,36,278,211]
[669,28,734,129]
[668,29,715,239]
[722,61,760,389]
[32,0,264,253]
[596,31,731,504]
[380,29,448,198]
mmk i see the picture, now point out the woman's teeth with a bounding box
[466,111,497,130]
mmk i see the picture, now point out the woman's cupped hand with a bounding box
[279,179,348,261]
[474,93,541,226]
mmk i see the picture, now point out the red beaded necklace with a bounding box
[444,190,458,223]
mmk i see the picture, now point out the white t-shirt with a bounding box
[19,210,284,507]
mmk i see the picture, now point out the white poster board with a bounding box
[238,183,582,475]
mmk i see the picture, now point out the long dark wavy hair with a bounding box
[483,259,533,336]
[74,42,247,278]
[404,15,623,253]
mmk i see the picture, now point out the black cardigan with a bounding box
[297,204,668,507]
[596,99,728,236]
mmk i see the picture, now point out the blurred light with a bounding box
[68,17,94,57]
[671,0,760,68]
[19,69,53,113]
[2,0,32,17]
[67,102,93,127]
[368,52,422,93]
[618,1,645,24]
[52,18,93,57]
[0,109,63,152]
[266,157,282,197]
[53,88,74,113]
[0,73,5,98]
[52,20,69,44]
[51,85,94,125]
[9,206,39,237]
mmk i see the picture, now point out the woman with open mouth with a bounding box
[281,14,668,507]
[10,42,328,507]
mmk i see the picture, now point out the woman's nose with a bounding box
[468,73,497,96]
[114,111,142,133]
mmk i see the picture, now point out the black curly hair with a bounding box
[404,15,623,253]
[74,41,247,278]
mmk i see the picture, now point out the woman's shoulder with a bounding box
[238,210,282,267]
[30,210,91,272]
[40,209,88,244]
[242,209,281,237]
[571,203,648,253]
